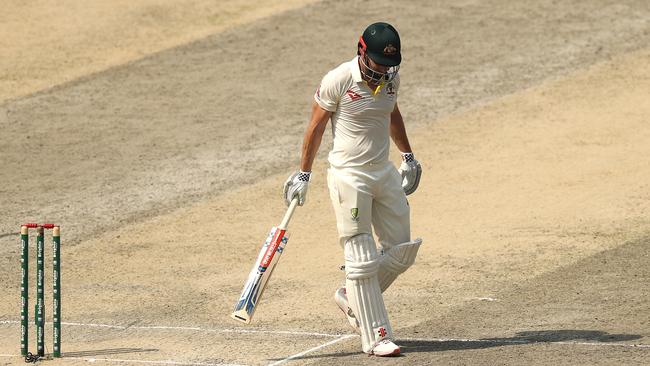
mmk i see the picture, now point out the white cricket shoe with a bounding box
[371,339,401,356]
[333,287,360,333]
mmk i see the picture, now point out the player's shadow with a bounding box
[399,330,642,353]
[61,348,158,357]
[273,330,641,361]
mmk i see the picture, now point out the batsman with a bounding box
[283,22,422,356]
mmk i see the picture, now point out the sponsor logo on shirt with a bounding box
[346,89,363,101]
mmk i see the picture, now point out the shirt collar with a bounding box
[351,56,363,82]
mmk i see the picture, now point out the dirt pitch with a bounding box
[1,1,649,365]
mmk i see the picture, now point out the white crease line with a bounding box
[0,355,245,366]
[128,326,340,338]
[0,320,342,338]
[64,322,343,338]
[69,357,245,366]
[539,340,650,349]
[267,334,357,366]
[401,337,526,344]
[399,337,650,349]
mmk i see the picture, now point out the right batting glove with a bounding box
[398,152,422,196]
[283,171,311,206]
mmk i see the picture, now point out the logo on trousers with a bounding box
[350,208,359,222]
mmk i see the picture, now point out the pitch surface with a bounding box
[1,1,649,365]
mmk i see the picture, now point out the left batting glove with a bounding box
[283,171,311,206]
[398,152,422,196]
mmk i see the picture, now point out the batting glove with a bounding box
[398,152,422,196]
[283,171,311,206]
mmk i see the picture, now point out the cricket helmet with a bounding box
[357,22,401,84]
[358,22,401,66]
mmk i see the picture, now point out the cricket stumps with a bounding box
[20,223,62,358]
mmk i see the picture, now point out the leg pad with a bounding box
[344,234,393,353]
[378,238,422,292]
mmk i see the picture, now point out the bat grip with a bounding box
[279,198,299,230]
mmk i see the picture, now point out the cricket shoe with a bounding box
[334,287,360,333]
[370,339,401,357]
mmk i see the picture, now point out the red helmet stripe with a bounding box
[358,36,367,51]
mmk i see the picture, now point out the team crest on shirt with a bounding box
[386,82,395,95]
[350,208,360,222]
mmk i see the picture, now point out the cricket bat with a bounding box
[231,198,299,323]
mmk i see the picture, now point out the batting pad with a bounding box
[344,234,393,353]
[378,238,422,292]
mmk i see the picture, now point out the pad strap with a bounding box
[345,259,379,280]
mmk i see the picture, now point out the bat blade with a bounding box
[231,226,289,323]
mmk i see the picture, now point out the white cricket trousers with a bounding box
[327,161,410,250]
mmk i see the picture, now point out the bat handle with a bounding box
[279,198,299,230]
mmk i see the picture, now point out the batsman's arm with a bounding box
[300,101,332,172]
[389,103,413,154]
[391,103,422,195]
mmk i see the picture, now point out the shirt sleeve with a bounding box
[314,70,343,112]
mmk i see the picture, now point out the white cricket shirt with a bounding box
[314,56,400,168]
